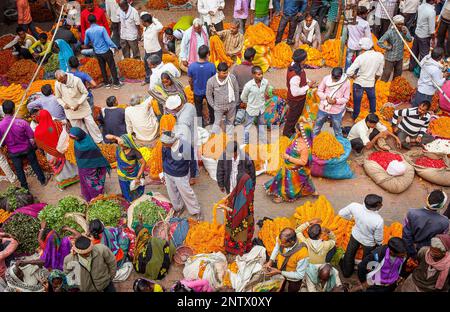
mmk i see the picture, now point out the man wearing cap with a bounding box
[346,37,384,122]
[180,18,209,71]
[161,131,202,220]
[166,95,199,183]
[354,237,407,292]
[402,190,450,258]
[63,236,117,292]
[377,15,412,82]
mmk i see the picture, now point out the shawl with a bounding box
[69,127,110,170]
[117,134,140,180]
[188,27,208,65]
[226,173,254,229]
[34,109,64,158]
[55,39,75,72]
[302,20,318,43]
[149,73,187,106]
[40,230,72,271]
[215,73,236,103]
[425,235,450,290]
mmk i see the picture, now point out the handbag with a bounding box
[56,125,70,154]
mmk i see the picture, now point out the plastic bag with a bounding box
[386,160,406,176]
[56,126,70,154]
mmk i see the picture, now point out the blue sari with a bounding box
[55,39,74,72]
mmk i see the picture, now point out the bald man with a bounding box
[302,263,344,292]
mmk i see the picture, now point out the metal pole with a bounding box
[378,0,450,102]
[0,4,67,148]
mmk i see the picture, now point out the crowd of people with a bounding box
[0,0,449,293]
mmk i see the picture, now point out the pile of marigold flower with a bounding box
[429,117,450,139]
[118,58,146,80]
[209,35,233,67]
[271,42,293,68]
[312,132,345,160]
[26,79,56,96]
[298,44,323,67]
[7,59,44,85]
[388,77,414,103]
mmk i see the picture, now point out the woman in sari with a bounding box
[38,227,72,271]
[88,219,130,268]
[220,172,255,256]
[69,127,110,202]
[105,134,147,202]
[34,109,79,190]
[148,72,187,118]
[265,121,318,203]
[53,39,74,72]
[133,216,176,280]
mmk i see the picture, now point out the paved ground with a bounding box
[1,1,449,291]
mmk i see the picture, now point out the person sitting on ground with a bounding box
[302,263,345,292]
[347,113,401,154]
[98,96,126,143]
[217,140,256,194]
[2,26,36,59]
[125,95,159,148]
[53,19,80,53]
[263,227,309,292]
[68,56,97,108]
[28,33,52,63]
[47,269,79,292]
[295,13,321,49]
[392,100,435,149]
[63,235,117,292]
[149,72,187,118]
[133,278,164,292]
[313,67,350,137]
[161,131,202,220]
[148,54,181,92]
[231,47,256,98]
[397,234,450,292]
[295,218,336,265]
[3,258,49,292]
[211,19,244,61]
[402,190,449,259]
[162,28,176,54]
[27,84,67,121]
[338,194,384,278]
[355,237,407,292]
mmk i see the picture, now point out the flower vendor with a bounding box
[294,13,321,49]
[180,18,209,71]
[2,26,36,59]
[211,19,244,60]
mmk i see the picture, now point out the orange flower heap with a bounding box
[162,53,179,69]
[118,58,146,80]
[429,117,450,139]
[258,217,294,254]
[388,77,414,103]
[209,35,234,67]
[321,39,340,67]
[244,23,276,49]
[184,85,194,103]
[26,79,56,96]
[271,42,293,68]
[298,44,323,67]
[7,59,44,85]
[80,58,109,82]
[312,132,345,160]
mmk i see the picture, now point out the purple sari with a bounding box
[79,167,107,202]
[40,230,72,271]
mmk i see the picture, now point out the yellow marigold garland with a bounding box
[271,42,293,68]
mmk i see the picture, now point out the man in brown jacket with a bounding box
[63,236,117,292]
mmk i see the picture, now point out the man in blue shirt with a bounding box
[68,56,97,108]
[275,0,307,45]
[27,84,66,121]
[83,14,122,90]
[187,45,217,127]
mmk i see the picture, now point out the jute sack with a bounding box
[363,153,415,194]
[404,150,450,187]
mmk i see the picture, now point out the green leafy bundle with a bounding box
[3,213,40,254]
[0,186,33,212]
[87,200,122,227]
[133,200,167,226]
[38,196,87,233]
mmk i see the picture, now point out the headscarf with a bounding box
[69,127,110,171]
[149,73,187,106]
[392,15,405,25]
[117,134,141,180]
[55,39,75,72]
[359,37,373,50]
[34,109,64,158]
[425,234,450,290]
[48,270,69,292]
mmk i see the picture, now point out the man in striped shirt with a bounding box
[392,102,435,149]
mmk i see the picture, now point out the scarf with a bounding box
[55,39,74,72]
[117,134,140,180]
[323,74,348,111]
[230,154,240,193]
[40,230,72,271]
[425,239,450,290]
[69,127,110,171]
[215,73,236,103]
[34,109,64,158]
[302,20,318,43]
[48,269,69,292]
[188,27,208,65]
[305,264,337,292]
[149,73,187,105]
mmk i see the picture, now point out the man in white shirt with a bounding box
[345,6,371,71]
[409,0,436,71]
[118,1,141,59]
[241,65,270,144]
[105,0,121,47]
[179,18,209,71]
[346,37,384,121]
[338,194,385,278]
[198,0,225,34]
[147,54,181,92]
[141,12,164,85]
[347,113,400,154]
[125,95,159,147]
[399,0,420,35]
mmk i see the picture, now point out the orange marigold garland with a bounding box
[258,217,295,254]
[159,114,176,135]
[162,53,179,69]
[270,15,288,40]
[117,58,146,80]
[321,39,340,67]
[26,79,56,96]
[0,50,16,75]
[6,59,44,85]
[0,84,26,117]
[184,85,194,103]
[148,141,163,180]
[209,35,234,67]
[298,44,323,67]
[244,23,276,49]
[388,77,414,103]
[271,42,293,68]
[312,132,345,160]
[429,117,450,139]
